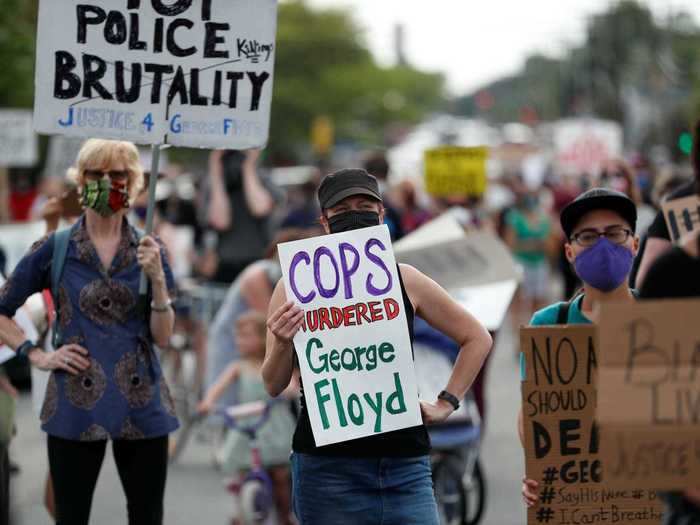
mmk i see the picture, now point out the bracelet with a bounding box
[150,299,173,313]
[438,390,461,411]
[16,339,39,358]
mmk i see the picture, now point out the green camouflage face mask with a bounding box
[81,179,130,217]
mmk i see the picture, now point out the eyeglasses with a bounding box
[570,227,632,247]
[84,169,129,182]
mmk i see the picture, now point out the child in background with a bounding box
[198,311,296,525]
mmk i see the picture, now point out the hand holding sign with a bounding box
[267,301,304,344]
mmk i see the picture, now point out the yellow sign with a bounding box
[311,116,334,156]
[424,146,488,197]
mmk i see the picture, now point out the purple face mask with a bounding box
[573,237,634,292]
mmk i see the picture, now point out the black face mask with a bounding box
[328,211,381,233]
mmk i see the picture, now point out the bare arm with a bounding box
[207,150,233,231]
[635,237,672,289]
[0,315,28,351]
[262,281,304,397]
[241,150,275,218]
[199,362,240,411]
[139,236,174,347]
[402,264,492,423]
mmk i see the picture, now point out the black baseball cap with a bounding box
[318,168,382,209]
[560,188,637,238]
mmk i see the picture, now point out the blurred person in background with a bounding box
[280,169,322,230]
[206,228,314,410]
[636,165,698,288]
[598,159,655,235]
[8,170,38,222]
[393,179,433,235]
[549,173,583,299]
[628,167,692,287]
[638,121,700,524]
[503,189,554,324]
[207,149,281,284]
[364,152,405,240]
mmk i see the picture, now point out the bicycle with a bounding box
[218,400,278,525]
[159,280,230,463]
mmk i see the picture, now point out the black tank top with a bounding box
[292,267,431,457]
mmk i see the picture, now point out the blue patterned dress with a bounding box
[0,216,179,441]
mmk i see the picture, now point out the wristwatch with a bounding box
[438,390,461,411]
[150,299,173,313]
[16,339,39,358]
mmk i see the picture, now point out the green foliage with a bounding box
[455,0,700,153]
[269,0,446,159]
[0,0,38,107]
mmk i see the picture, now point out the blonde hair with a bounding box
[74,139,144,204]
[236,311,268,347]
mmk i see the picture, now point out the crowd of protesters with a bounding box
[0,128,698,524]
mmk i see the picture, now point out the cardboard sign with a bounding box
[34,0,278,149]
[521,326,662,525]
[596,299,700,490]
[424,146,488,197]
[0,110,38,167]
[662,194,700,244]
[278,225,422,446]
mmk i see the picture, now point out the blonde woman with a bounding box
[0,139,178,525]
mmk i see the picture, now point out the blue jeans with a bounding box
[290,452,439,525]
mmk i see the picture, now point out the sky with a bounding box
[307,0,700,96]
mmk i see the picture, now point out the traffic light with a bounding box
[678,131,693,155]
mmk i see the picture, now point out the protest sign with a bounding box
[596,299,700,490]
[42,136,85,179]
[34,0,278,149]
[0,110,38,167]
[662,194,700,244]
[521,326,661,525]
[424,146,488,197]
[394,215,519,330]
[553,118,622,176]
[278,225,422,446]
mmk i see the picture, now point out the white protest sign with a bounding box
[393,214,519,330]
[34,0,278,149]
[278,225,422,446]
[0,110,38,167]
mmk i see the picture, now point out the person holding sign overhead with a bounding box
[518,187,640,507]
[638,120,700,524]
[262,168,493,525]
[0,139,178,525]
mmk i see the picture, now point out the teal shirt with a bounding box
[520,296,590,380]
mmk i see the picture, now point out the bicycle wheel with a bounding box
[238,479,273,525]
[464,459,486,525]
[433,458,467,525]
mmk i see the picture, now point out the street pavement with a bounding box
[9,316,526,525]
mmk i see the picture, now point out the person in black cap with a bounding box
[262,168,493,525]
[519,187,640,507]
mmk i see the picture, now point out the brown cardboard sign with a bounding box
[522,325,662,524]
[596,299,700,490]
[662,194,700,244]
